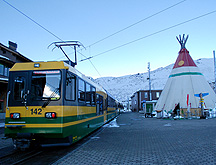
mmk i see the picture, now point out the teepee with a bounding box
[155,34,216,116]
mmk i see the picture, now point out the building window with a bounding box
[4,67,9,76]
[0,64,3,75]
[145,92,148,98]
[1,48,6,54]
[156,92,160,98]
[0,64,10,76]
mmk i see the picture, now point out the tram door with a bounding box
[8,71,30,114]
[96,94,103,115]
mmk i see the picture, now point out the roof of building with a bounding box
[0,42,32,62]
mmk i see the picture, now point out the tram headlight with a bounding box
[45,112,57,119]
[10,113,21,119]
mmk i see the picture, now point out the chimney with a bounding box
[8,41,17,51]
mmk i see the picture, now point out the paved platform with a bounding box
[0,119,5,128]
[0,113,5,127]
[54,112,216,164]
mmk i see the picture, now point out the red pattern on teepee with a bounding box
[173,48,197,69]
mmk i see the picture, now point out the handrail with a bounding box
[6,91,11,110]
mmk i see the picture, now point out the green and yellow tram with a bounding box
[4,61,119,150]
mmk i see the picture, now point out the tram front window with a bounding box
[31,70,61,100]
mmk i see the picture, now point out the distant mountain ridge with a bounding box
[95,58,215,102]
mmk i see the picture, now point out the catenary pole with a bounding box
[213,50,216,93]
[148,62,152,101]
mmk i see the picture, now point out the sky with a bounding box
[1,0,216,78]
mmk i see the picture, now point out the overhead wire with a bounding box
[3,0,185,63]
[2,0,88,60]
[79,0,186,59]
[3,0,211,92]
[2,0,62,41]
[80,9,216,62]
[2,0,102,79]
[86,0,186,48]
[2,0,187,91]
[77,50,112,89]
[2,0,113,91]
[89,59,111,89]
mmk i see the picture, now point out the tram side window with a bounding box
[96,94,103,115]
[14,77,25,101]
[111,98,115,107]
[91,87,96,106]
[66,72,76,100]
[78,79,85,101]
[107,96,110,107]
[86,83,91,105]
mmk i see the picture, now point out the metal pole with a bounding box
[74,46,77,66]
[148,62,152,101]
[213,50,216,93]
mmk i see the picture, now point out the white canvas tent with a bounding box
[155,35,216,116]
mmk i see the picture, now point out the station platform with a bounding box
[0,119,5,128]
[54,112,216,164]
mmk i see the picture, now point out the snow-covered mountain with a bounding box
[95,58,215,102]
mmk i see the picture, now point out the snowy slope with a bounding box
[95,58,215,102]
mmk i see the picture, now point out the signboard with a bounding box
[194,93,209,97]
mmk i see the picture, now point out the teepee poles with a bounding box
[176,34,189,50]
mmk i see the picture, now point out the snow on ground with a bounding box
[103,118,119,128]
[95,58,215,102]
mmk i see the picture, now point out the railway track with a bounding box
[0,149,43,165]
[0,125,107,165]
